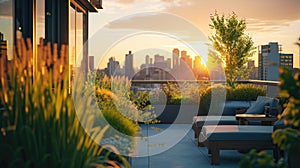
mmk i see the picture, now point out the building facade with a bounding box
[172,48,179,69]
[89,56,95,71]
[0,0,102,77]
[125,51,134,78]
[280,53,293,70]
[258,42,294,81]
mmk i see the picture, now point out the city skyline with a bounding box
[89,0,300,68]
[100,47,211,80]
[100,48,202,70]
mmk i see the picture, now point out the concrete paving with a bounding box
[131,124,244,168]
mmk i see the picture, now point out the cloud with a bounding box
[164,0,300,22]
[246,19,292,33]
[104,12,208,43]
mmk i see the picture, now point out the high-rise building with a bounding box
[154,54,164,63]
[194,56,201,73]
[186,55,193,69]
[248,60,255,68]
[88,56,94,71]
[172,48,179,69]
[248,60,258,79]
[125,51,134,78]
[181,50,187,58]
[145,55,150,78]
[258,42,293,81]
[258,42,280,81]
[280,53,293,70]
[154,54,167,69]
[107,57,120,76]
[166,58,171,70]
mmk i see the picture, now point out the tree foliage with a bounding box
[209,12,256,87]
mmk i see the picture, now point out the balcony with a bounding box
[128,80,279,167]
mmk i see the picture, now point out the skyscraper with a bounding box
[258,42,293,81]
[107,57,120,76]
[248,60,258,79]
[258,42,280,81]
[154,54,164,63]
[172,48,179,69]
[125,51,134,78]
[181,50,187,58]
[88,56,94,71]
[280,53,293,70]
[166,58,171,70]
[145,55,150,78]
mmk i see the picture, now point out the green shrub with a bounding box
[169,96,182,105]
[130,91,151,111]
[200,84,266,114]
[200,85,228,114]
[239,150,286,168]
[94,75,140,138]
[161,82,201,105]
[227,84,266,101]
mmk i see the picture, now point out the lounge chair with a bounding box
[192,96,279,139]
[199,125,275,165]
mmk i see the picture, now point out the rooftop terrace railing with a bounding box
[131,80,280,123]
[131,80,280,97]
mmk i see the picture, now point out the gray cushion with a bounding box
[245,96,278,114]
[222,101,252,116]
[193,116,238,127]
[201,125,273,141]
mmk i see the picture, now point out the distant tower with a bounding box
[258,42,280,81]
[166,58,171,69]
[180,50,188,71]
[107,57,120,76]
[181,50,187,58]
[258,42,293,81]
[248,60,255,69]
[145,55,150,79]
[88,56,94,71]
[154,54,164,63]
[109,57,115,76]
[280,53,293,70]
[172,48,179,69]
[186,55,193,69]
[194,56,202,76]
[125,51,134,79]
[248,60,258,80]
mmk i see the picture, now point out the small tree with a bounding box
[209,12,256,87]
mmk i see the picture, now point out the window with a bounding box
[36,0,45,45]
[69,5,83,68]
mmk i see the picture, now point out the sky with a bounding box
[89,0,300,69]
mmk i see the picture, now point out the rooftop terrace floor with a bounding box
[131,124,255,168]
